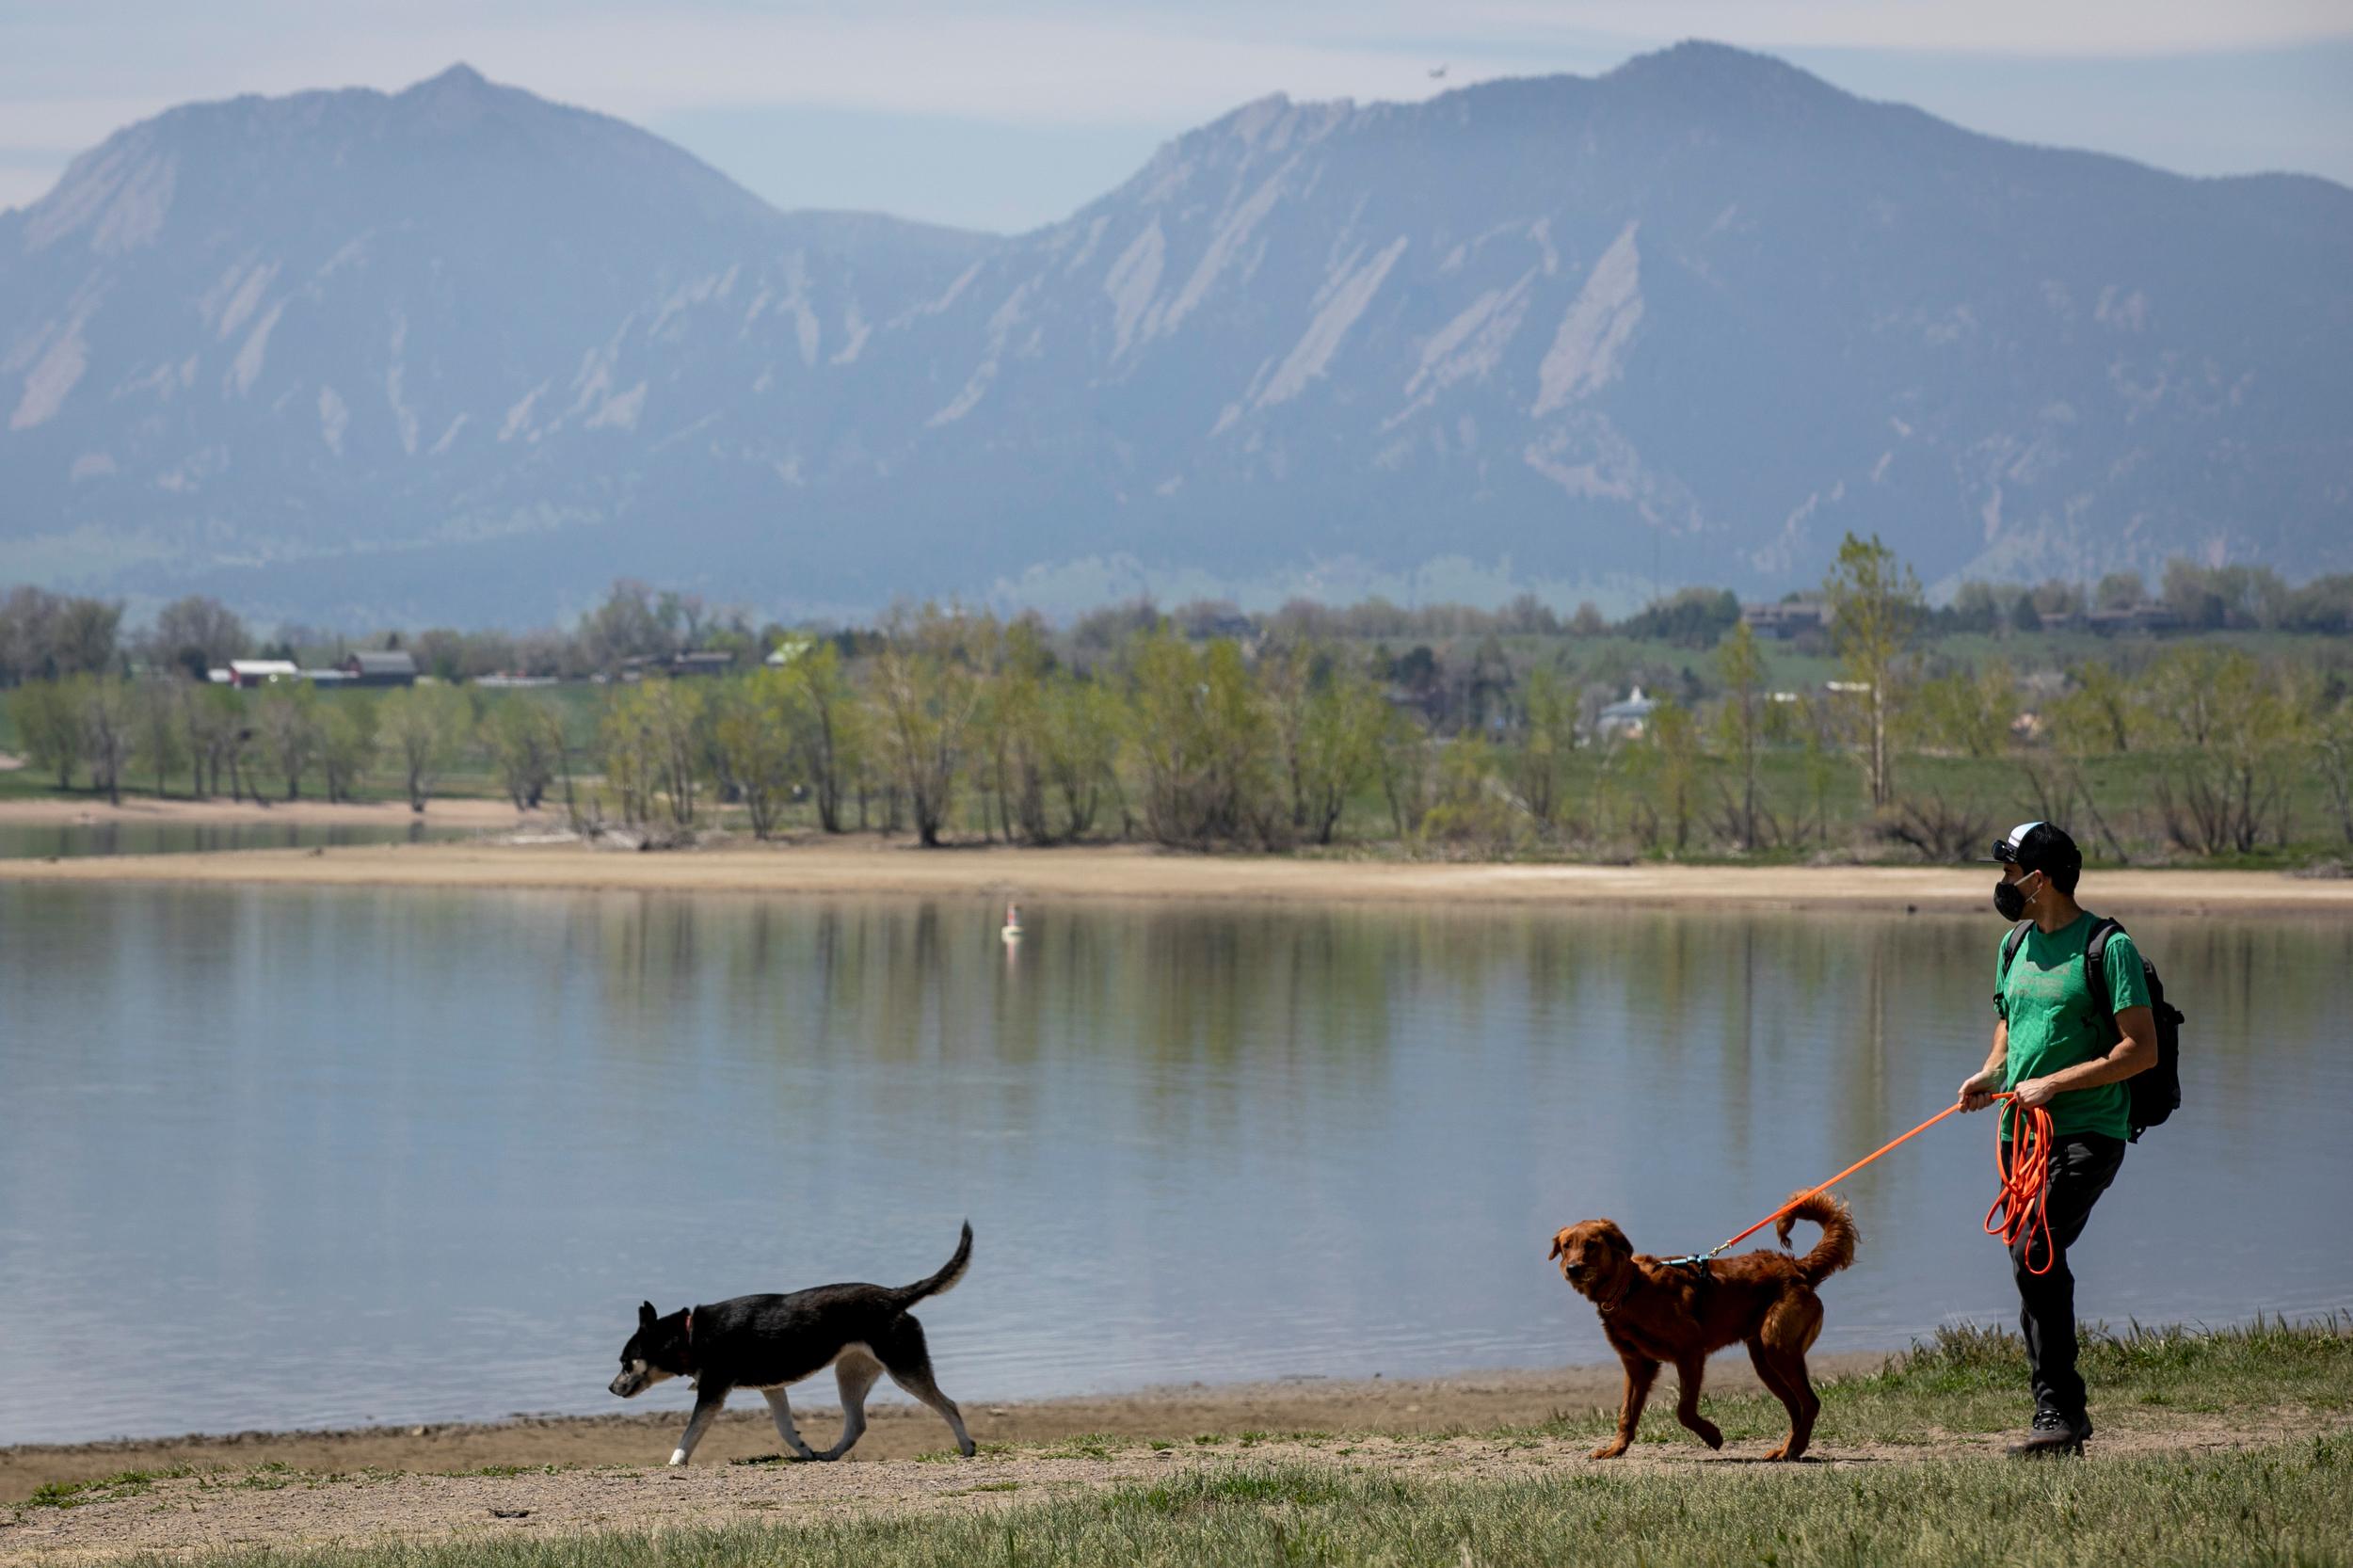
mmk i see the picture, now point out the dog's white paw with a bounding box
[667,1450,688,1467]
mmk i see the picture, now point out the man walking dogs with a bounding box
[1958,822,2159,1458]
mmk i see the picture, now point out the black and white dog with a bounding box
[609,1223,976,1466]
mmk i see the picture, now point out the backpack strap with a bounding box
[2084,915,2124,1041]
[1995,919,2034,1014]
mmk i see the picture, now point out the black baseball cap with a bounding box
[1988,821,2080,876]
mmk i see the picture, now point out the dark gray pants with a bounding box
[2005,1131,2126,1423]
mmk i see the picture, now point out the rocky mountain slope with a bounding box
[4,46,2346,624]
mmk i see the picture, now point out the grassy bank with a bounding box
[44,1320,2348,1568]
[152,1442,2348,1568]
[1513,1316,2353,1451]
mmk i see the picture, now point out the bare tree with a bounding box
[152,596,250,680]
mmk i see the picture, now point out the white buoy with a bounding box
[1001,902,1023,941]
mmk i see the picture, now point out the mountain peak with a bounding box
[417,62,489,91]
[393,62,518,125]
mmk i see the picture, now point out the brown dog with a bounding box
[1548,1192,1858,1462]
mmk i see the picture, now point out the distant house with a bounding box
[2084,604,2180,636]
[1594,685,1657,741]
[764,635,815,667]
[1189,612,1257,640]
[622,649,737,680]
[339,649,419,687]
[1741,600,1828,639]
[225,660,300,688]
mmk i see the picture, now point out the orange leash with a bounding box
[1662,1093,2051,1270]
[1985,1099,2057,1275]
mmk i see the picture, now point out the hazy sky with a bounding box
[3,1,2348,232]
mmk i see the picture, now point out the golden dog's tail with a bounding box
[1774,1192,1858,1286]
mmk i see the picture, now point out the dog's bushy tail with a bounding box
[890,1222,973,1311]
[1774,1192,1858,1287]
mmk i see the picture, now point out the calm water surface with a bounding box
[0,821,472,859]
[0,885,2346,1445]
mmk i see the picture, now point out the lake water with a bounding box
[0,821,472,860]
[1,885,2346,1447]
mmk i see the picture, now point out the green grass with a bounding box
[24,1465,192,1508]
[1501,1317,2353,1454]
[89,1321,2353,1568]
[122,1439,2353,1567]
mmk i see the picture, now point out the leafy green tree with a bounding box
[709,672,796,838]
[185,686,247,798]
[75,676,136,805]
[1293,661,1387,845]
[135,679,190,796]
[378,685,469,813]
[484,695,562,811]
[1418,732,1519,851]
[1041,670,1122,839]
[2317,697,2353,848]
[318,700,377,805]
[776,642,860,833]
[1714,623,1769,847]
[10,680,82,788]
[978,619,1052,842]
[1907,664,2013,760]
[1264,641,1385,844]
[1513,664,1579,835]
[1628,698,1702,853]
[2143,648,2306,854]
[255,684,322,800]
[1372,702,1435,839]
[2050,661,2137,754]
[1126,628,1277,847]
[872,605,992,846]
[1823,533,1922,808]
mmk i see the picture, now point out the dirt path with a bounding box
[3,833,2348,915]
[4,1405,2336,1563]
[3,1359,1885,1504]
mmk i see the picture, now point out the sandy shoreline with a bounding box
[1,825,2350,913]
[0,1355,1884,1505]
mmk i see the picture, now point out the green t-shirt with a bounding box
[1993,913,2148,1142]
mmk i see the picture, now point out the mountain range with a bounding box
[4,44,2348,627]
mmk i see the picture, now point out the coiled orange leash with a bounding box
[1659,1093,2053,1272]
[1984,1097,2057,1274]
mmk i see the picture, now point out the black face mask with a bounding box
[1993,873,2037,921]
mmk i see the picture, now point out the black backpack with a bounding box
[1999,916,2184,1143]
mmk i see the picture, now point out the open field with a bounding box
[3,1322,2345,1565]
[5,829,2353,914]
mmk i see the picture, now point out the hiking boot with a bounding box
[2007,1408,2088,1458]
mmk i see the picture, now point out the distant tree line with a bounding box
[8,548,2353,863]
[8,557,2353,696]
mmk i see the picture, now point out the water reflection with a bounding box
[0,885,2345,1446]
[0,820,472,858]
